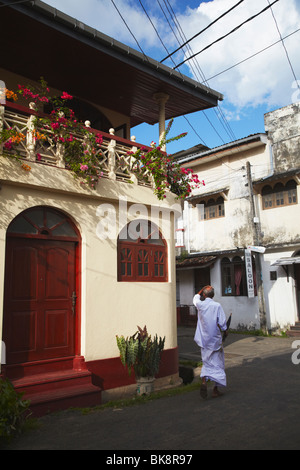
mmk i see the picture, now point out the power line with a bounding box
[137,0,170,58]
[161,0,236,143]
[110,0,149,61]
[204,27,300,82]
[161,0,245,63]
[266,0,300,91]
[155,0,227,144]
[173,0,279,70]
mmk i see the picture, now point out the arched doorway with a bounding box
[3,206,81,369]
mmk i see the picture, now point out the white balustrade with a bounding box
[0,104,153,188]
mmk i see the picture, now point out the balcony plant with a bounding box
[1,80,104,188]
[1,79,204,198]
[129,119,205,201]
[116,326,165,395]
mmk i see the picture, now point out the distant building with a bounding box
[176,103,300,334]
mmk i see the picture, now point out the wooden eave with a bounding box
[0,0,223,127]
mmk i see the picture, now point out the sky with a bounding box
[44,0,300,154]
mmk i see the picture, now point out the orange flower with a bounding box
[5,89,18,102]
[21,163,31,172]
[11,132,25,144]
[33,130,46,141]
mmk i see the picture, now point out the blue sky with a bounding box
[44,0,300,154]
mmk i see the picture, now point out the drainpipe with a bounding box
[153,93,169,151]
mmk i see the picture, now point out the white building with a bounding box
[176,103,300,334]
[0,1,222,415]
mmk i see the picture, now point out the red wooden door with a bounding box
[3,238,76,365]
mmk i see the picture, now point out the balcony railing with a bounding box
[0,102,154,188]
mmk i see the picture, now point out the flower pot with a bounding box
[136,376,155,396]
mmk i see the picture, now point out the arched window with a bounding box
[7,206,79,240]
[118,220,168,282]
[262,180,297,210]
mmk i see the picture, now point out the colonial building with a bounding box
[176,103,300,335]
[0,0,222,415]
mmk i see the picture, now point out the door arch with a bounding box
[3,206,81,366]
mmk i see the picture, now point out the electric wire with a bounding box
[266,0,300,92]
[160,0,236,143]
[203,27,300,82]
[164,0,236,141]
[110,0,149,62]
[156,0,226,144]
[173,0,279,70]
[161,0,245,63]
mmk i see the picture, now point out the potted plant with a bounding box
[116,326,165,395]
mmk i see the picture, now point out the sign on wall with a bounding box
[245,249,255,298]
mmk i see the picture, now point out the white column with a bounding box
[153,93,169,150]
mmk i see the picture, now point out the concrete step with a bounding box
[12,369,101,416]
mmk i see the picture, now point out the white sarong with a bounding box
[200,347,227,388]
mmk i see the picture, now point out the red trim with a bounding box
[86,347,179,391]
[4,206,82,367]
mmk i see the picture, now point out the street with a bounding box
[2,330,300,450]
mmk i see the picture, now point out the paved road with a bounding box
[2,329,300,450]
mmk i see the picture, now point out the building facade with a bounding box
[176,103,300,334]
[0,0,222,414]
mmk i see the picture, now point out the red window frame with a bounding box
[118,222,168,282]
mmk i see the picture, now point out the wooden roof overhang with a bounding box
[0,0,223,127]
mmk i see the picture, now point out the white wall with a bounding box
[0,158,179,371]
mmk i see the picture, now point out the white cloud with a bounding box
[45,0,161,48]
[175,0,300,112]
[44,0,300,119]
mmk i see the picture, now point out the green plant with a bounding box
[2,80,205,198]
[0,378,30,441]
[1,79,104,189]
[116,325,165,378]
[129,119,205,200]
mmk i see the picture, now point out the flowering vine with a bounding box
[1,80,204,198]
[1,79,104,188]
[130,119,204,200]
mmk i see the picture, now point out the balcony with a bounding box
[0,101,154,189]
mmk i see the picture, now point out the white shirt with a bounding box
[193,294,227,351]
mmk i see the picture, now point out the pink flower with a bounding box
[37,153,42,161]
[51,122,60,130]
[95,134,103,145]
[80,164,89,172]
[61,92,73,100]
[4,140,13,150]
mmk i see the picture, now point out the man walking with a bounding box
[193,286,228,399]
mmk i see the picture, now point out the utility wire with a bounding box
[266,0,300,91]
[173,0,279,70]
[162,0,236,142]
[204,27,300,82]
[161,0,245,63]
[110,0,149,61]
[156,0,226,144]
